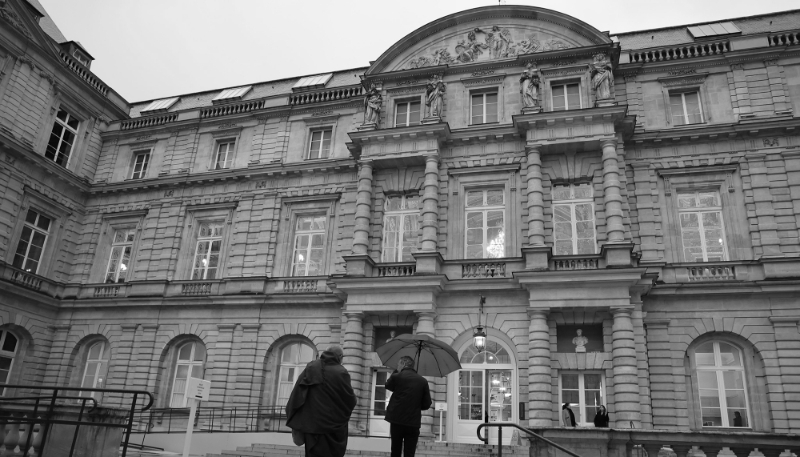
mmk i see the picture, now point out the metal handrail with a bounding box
[0,384,154,457]
[477,422,581,457]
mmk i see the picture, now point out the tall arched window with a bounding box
[694,341,749,427]
[275,343,314,406]
[81,341,109,399]
[0,330,19,394]
[170,341,206,408]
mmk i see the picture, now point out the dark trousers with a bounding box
[390,423,420,457]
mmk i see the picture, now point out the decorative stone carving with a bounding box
[572,329,588,353]
[407,27,571,69]
[361,84,382,130]
[520,63,541,113]
[423,75,446,122]
[591,53,615,107]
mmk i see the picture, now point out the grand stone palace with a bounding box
[0,0,799,456]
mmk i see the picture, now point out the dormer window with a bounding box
[141,97,180,114]
[687,22,740,39]
[73,50,90,66]
[212,86,252,104]
[292,74,333,91]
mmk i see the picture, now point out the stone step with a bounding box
[216,442,530,457]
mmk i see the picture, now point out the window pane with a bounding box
[584,374,601,389]
[719,343,741,366]
[698,192,719,207]
[678,194,696,209]
[695,342,715,366]
[2,334,17,353]
[466,191,483,207]
[670,94,686,125]
[562,374,578,389]
[684,92,702,123]
[698,371,718,389]
[701,408,722,426]
[486,190,503,206]
[722,371,745,390]
[466,212,483,229]
[567,84,581,110]
[552,85,565,111]
[178,344,193,360]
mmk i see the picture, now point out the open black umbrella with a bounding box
[376,334,461,377]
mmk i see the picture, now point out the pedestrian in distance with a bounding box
[594,405,610,427]
[562,403,576,427]
[385,355,432,457]
[286,345,357,457]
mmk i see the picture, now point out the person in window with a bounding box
[385,356,432,457]
[285,345,356,457]
[562,403,576,427]
[593,405,609,427]
[733,411,744,427]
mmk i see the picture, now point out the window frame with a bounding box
[104,228,136,283]
[176,203,237,281]
[0,329,20,395]
[130,149,151,179]
[213,139,236,170]
[290,214,328,277]
[558,371,605,427]
[79,341,109,401]
[45,107,81,168]
[669,90,705,126]
[692,341,750,428]
[676,190,728,262]
[381,194,421,262]
[551,183,597,256]
[464,188,506,259]
[469,89,500,125]
[275,342,316,407]
[658,73,711,128]
[275,196,339,278]
[394,99,423,128]
[307,128,333,160]
[168,340,206,408]
[12,208,52,274]
[550,82,583,111]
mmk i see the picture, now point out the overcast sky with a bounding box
[39,0,798,104]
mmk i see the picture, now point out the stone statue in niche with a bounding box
[362,83,382,127]
[423,75,446,122]
[590,53,615,106]
[572,329,588,353]
[520,63,541,113]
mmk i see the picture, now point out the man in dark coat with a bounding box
[385,356,432,457]
[286,345,356,457]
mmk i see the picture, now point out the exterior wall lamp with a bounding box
[473,295,487,353]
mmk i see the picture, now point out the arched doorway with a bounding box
[448,337,517,444]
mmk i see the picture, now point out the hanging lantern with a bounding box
[473,325,487,353]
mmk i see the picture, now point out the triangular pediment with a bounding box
[366,6,611,75]
[0,0,68,59]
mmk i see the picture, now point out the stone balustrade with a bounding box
[627,40,729,64]
[288,85,363,106]
[526,427,798,457]
[552,256,601,271]
[200,100,266,119]
[0,264,63,298]
[374,263,417,277]
[120,113,178,130]
[0,412,44,457]
[281,279,318,293]
[768,30,800,47]
[462,261,507,279]
[686,264,736,282]
[58,51,109,96]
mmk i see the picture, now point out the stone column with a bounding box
[601,139,625,243]
[525,146,545,246]
[342,312,366,432]
[611,307,641,427]
[415,312,436,438]
[421,155,440,251]
[528,309,552,426]
[212,324,236,408]
[352,160,374,255]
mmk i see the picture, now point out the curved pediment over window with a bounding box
[366,6,612,75]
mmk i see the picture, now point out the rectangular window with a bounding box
[395,101,421,127]
[552,83,581,111]
[214,141,235,170]
[105,229,135,283]
[12,209,51,274]
[561,372,604,426]
[382,195,420,262]
[471,92,498,125]
[45,108,79,167]
[291,215,327,276]
[308,129,332,160]
[678,191,727,262]
[465,189,505,259]
[552,183,596,256]
[191,223,223,280]
[670,92,703,126]
[130,150,150,179]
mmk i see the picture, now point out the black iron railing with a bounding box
[477,422,581,457]
[0,384,154,457]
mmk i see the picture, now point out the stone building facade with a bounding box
[1,0,800,454]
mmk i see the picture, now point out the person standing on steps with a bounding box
[385,355,432,457]
[285,345,356,457]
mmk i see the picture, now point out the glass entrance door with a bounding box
[369,370,392,436]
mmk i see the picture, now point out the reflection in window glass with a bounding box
[552,184,596,255]
[678,191,727,262]
[465,190,505,259]
[695,341,749,427]
[277,343,315,407]
[170,341,206,407]
[292,216,327,276]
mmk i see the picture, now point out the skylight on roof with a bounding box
[293,73,333,90]
[688,22,740,38]
[213,86,252,102]
[141,97,180,113]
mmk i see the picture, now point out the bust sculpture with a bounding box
[572,329,588,353]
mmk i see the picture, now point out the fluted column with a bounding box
[525,147,545,246]
[527,309,552,426]
[421,155,440,251]
[601,139,625,243]
[343,312,366,431]
[416,311,436,438]
[352,160,374,255]
[611,307,641,427]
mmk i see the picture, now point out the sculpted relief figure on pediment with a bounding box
[408,26,572,69]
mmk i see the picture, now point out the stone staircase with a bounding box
[208,442,530,457]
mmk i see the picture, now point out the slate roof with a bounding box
[128,68,367,118]
[615,9,800,50]
[24,0,67,44]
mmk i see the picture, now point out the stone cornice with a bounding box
[627,117,800,146]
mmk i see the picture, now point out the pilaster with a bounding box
[211,324,236,407]
[44,324,71,385]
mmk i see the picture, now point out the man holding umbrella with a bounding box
[385,355,432,457]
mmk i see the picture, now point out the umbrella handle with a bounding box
[415,342,422,372]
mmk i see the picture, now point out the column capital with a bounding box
[610,306,634,317]
[600,138,618,149]
[344,311,364,320]
[525,145,542,154]
[358,159,374,167]
[424,153,440,163]
[527,308,550,318]
[415,311,437,319]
